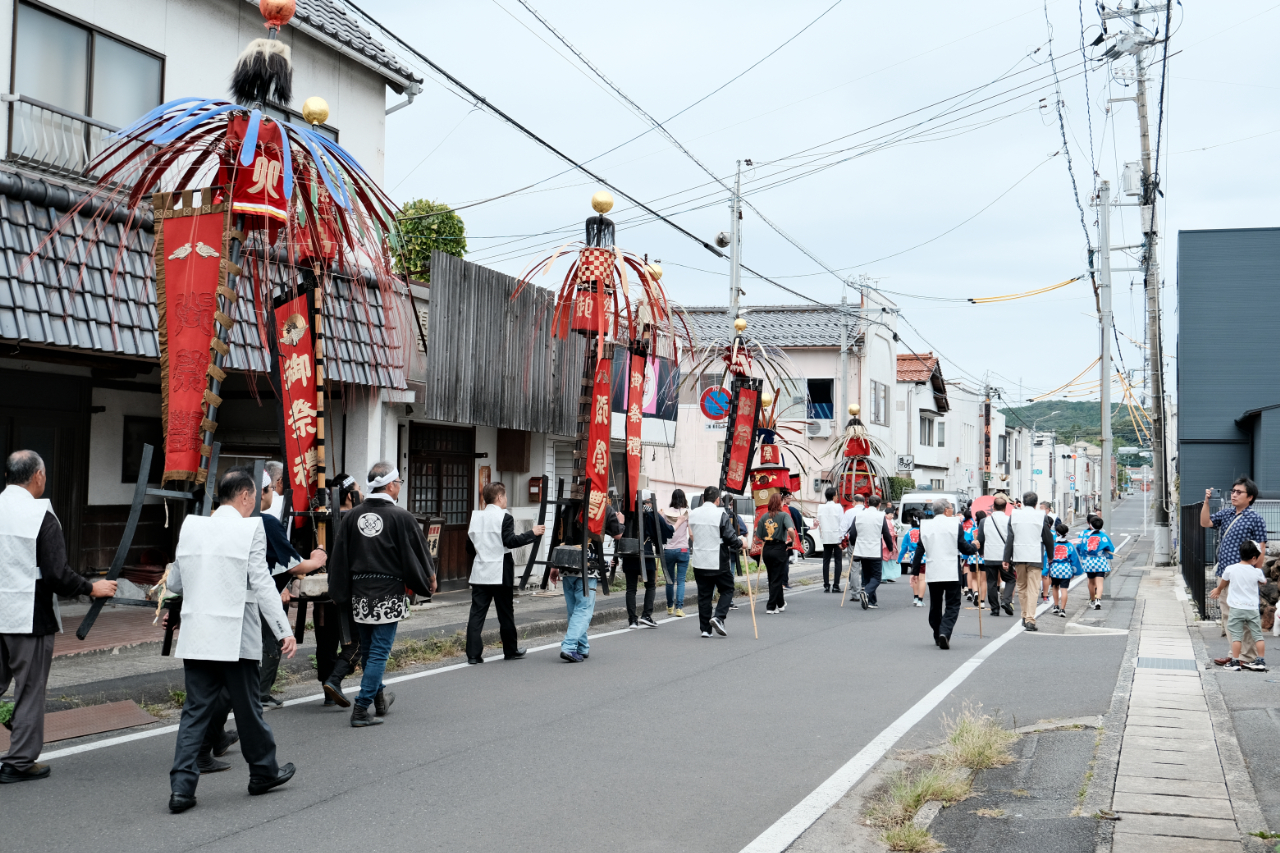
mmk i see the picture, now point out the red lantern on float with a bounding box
[260,0,296,29]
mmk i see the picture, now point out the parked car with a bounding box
[899,491,967,524]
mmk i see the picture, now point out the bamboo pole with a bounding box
[746,554,758,639]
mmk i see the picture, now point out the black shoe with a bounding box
[991,609,1000,616]
[637,615,658,628]
[1002,602,1014,616]
[504,649,527,660]
[0,763,50,784]
[938,635,950,650]
[323,697,335,707]
[1024,620,1039,632]
[467,657,484,665]
[197,753,230,774]
[831,585,842,593]
[261,696,283,708]
[934,633,941,647]
[322,679,351,708]
[374,689,395,717]
[859,591,869,610]
[350,704,384,727]
[212,729,239,757]
[248,762,295,796]
[823,585,831,593]
[168,793,196,813]
[560,650,584,663]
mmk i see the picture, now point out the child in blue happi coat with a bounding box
[1046,520,1083,617]
[962,508,983,606]
[899,511,926,607]
[1079,515,1115,611]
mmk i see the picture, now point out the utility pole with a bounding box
[1135,44,1170,564]
[728,160,742,320]
[838,278,849,432]
[1098,180,1114,532]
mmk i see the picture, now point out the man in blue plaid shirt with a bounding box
[1202,476,1268,666]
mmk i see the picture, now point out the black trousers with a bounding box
[928,581,963,641]
[623,557,657,622]
[821,544,843,588]
[173,658,280,796]
[860,557,884,604]
[314,602,360,684]
[986,563,1015,611]
[763,543,788,610]
[694,569,734,633]
[466,583,518,659]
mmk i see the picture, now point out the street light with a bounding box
[1029,411,1060,495]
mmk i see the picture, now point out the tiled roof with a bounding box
[896,352,948,412]
[680,305,858,348]
[0,169,406,388]
[897,352,938,382]
[278,0,423,90]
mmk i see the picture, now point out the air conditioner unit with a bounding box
[807,420,833,438]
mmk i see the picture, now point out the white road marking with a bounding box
[736,574,1085,853]
[39,580,825,759]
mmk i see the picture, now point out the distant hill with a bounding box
[998,400,1149,448]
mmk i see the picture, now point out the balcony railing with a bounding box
[5,94,125,184]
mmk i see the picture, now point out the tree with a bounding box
[395,198,466,281]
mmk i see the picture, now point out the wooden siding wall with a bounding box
[424,251,584,436]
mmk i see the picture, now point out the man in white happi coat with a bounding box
[911,497,979,649]
[166,468,297,813]
[0,451,116,784]
[845,494,895,609]
[465,481,543,663]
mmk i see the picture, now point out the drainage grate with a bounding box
[1135,657,1199,671]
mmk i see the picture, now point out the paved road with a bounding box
[1,504,1142,853]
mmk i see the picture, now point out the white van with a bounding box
[898,492,967,523]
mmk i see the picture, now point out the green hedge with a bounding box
[888,477,916,502]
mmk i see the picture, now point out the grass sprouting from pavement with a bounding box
[384,633,467,671]
[882,825,942,853]
[942,703,1017,770]
[866,706,1018,851]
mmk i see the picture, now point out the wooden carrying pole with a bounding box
[746,552,759,639]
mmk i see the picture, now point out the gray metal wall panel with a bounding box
[1177,228,1280,441]
[422,251,582,436]
[1259,410,1280,495]
[1179,441,1251,506]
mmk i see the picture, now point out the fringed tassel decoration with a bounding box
[231,39,293,107]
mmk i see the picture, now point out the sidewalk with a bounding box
[1105,566,1266,852]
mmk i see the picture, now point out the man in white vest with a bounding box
[911,498,979,649]
[688,486,743,638]
[166,468,297,813]
[846,494,895,609]
[816,486,846,593]
[465,481,543,664]
[0,451,116,784]
[1002,491,1055,632]
[976,495,1016,618]
[841,494,866,599]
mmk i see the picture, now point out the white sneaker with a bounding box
[914,598,923,607]
[1094,601,1102,611]
[765,608,778,615]
[710,616,728,636]
[701,631,712,638]
[779,603,787,612]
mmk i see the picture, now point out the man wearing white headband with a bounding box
[328,461,436,726]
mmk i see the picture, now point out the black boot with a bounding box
[322,658,354,708]
[350,704,383,728]
[374,689,395,717]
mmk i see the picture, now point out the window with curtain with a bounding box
[937,421,946,448]
[869,380,889,426]
[919,416,934,447]
[14,3,162,127]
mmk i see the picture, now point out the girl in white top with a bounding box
[661,489,692,617]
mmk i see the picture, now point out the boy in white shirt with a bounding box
[1210,540,1268,672]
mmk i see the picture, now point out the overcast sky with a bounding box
[360,0,1274,404]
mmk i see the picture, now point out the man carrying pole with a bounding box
[0,451,117,784]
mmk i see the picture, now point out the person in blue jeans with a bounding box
[327,461,437,727]
[662,488,691,616]
[552,499,624,661]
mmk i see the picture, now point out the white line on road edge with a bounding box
[40,582,827,760]
[737,575,1085,853]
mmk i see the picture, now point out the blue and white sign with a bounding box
[1032,468,1043,475]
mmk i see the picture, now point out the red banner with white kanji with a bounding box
[586,355,612,535]
[219,114,288,242]
[625,352,644,511]
[722,385,760,494]
[153,188,232,483]
[275,291,319,526]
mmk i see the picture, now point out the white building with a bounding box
[0,0,423,571]
[652,294,899,517]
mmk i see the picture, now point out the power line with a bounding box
[1043,0,1095,278]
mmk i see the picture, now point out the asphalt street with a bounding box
[0,500,1144,853]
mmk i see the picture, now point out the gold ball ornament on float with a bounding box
[734,317,748,332]
[645,262,663,281]
[591,191,614,214]
[302,96,330,126]
[259,0,296,28]
[849,404,860,416]
[761,391,774,408]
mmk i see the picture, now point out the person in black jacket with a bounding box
[328,461,436,727]
[623,491,674,629]
[549,496,623,662]
[0,451,117,783]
